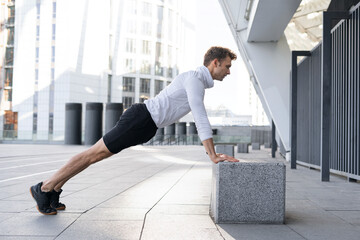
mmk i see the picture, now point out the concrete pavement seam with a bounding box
[286,224,309,240]
[138,163,197,240]
[53,162,178,239]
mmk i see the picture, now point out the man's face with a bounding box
[213,56,232,81]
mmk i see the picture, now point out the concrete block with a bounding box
[237,143,249,153]
[252,142,260,150]
[210,161,286,224]
[215,145,234,157]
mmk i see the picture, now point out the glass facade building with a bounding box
[0,0,195,141]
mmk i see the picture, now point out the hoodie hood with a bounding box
[196,65,214,89]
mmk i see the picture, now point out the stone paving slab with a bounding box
[141,214,223,240]
[56,220,144,240]
[217,224,306,240]
[0,212,80,237]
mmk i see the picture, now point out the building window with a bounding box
[52,1,56,18]
[142,21,152,36]
[168,45,173,77]
[5,68,13,88]
[142,40,151,55]
[167,67,173,78]
[140,78,150,93]
[4,89,12,102]
[122,96,134,109]
[36,0,41,19]
[7,27,14,45]
[35,26,40,41]
[155,62,163,76]
[155,42,163,58]
[157,6,163,38]
[52,24,56,40]
[168,10,173,41]
[155,80,163,95]
[140,61,151,74]
[125,59,135,73]
[128,0,137,15]
[125,38,136,53]
[3,110,18,138]
[123,77,135,92]
[142,2,152,17]
[127,20,137,34]
[51,46,55,62]
[139,96,149,103]
[168,45,172,64]
[7,6,15,24]
[5,47,14,66]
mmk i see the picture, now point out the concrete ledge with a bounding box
[210,161,286,224]
[237,143,249,153]
[215,144,234,157]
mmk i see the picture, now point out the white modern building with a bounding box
[0,0,196,141]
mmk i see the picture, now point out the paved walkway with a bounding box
[0,143,359,240]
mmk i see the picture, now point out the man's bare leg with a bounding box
[41,138,113,192]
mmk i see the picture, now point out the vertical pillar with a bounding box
[165,123,175,144]
[175,122,186,135]
[84,102,103,145]
[175,122,186,145]
[291,51,311,169]
[105,103,123,134]
[164,123,175,135]
[155,128,164,142]
[321,12,349,181]
[271,120,277,158]
[187,122,197,135]
[65,103,82,145]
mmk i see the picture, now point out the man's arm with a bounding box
[202,138,239,164]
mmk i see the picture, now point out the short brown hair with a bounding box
[203,46,237,66]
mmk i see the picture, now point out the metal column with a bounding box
[291,51,311,169]
[321,11,350,181]
[271,120,277,158]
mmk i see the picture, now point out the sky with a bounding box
[193,0,251,115]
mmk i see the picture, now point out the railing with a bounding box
[330,5,359,179]
[145,135,251,146]
[294,3,360,180]
[0,130,252,147]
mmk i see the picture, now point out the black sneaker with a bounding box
[29,182,57,215]
[49,189,66,210]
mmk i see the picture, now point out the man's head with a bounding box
[203,46,237,81]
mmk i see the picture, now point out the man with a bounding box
[30,46,239,215]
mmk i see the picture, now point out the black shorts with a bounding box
[103,103,158,154]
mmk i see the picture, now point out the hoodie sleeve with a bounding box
[183,76,213,141]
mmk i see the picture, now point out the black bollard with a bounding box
[187,122,197,135]
[164,123,175,135]
[64,103,82,145]
[84,102,103,145]
[105,103,123,134]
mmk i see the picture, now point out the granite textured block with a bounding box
[210,161,285,224]
[252,142,260,150]
[215,145,234,157]
[237,143,249,153]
